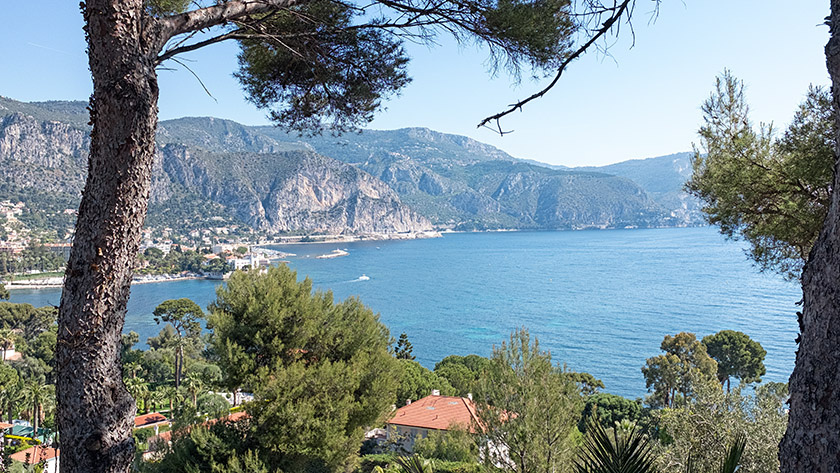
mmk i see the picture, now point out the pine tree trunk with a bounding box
[779,3,840,470]
[56,2,164,472]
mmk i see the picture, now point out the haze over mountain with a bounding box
[0,96,701,237]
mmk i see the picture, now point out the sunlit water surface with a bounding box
[10,227,799,398]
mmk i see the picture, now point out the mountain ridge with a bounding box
[0,96,700,240]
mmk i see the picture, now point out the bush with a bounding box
[197,393,230,419]
[357,454,397,473]
[414,428,478,463]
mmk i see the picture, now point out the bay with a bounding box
[8,227,801,399]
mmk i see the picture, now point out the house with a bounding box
[10,446,59,473]
[144,411,248,460]
[134,412,169,436]
[1,343,22,362]
[386,391,479,451]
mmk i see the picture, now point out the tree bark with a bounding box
[779,2,840,471]
[56,2,164,472]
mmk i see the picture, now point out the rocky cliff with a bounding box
[0,98,431,236]
[0,96,694,236]
[158,145,431,233]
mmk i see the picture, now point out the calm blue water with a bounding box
[9,227,800,399]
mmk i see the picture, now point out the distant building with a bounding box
[1,343,22,362]
[386,391,479,451]
[229,254,269,271]
[212,243,235,254]
[134,412,169,436]
[44,243,72,260]
[10,446,59,473]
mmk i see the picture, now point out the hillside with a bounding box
[576,152,701,224]
[0,96,697,238]
[160,117,684,229]
[0,98,431,239]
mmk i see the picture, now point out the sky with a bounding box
[0,1,830,167]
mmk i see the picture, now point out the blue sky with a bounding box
[0,1,829,166]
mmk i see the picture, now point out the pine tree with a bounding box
[395,332,415,360]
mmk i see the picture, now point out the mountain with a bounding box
[157,145,431,234]
[576,152,702,224]
[159,117,681,229]
[0,97,431,238]
[0,96,694,238]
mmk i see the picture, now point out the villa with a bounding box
[386,391,478,451]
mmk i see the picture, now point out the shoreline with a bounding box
[252,230,442,247]
[5,274,218,291]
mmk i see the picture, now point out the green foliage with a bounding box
[654,383,787,473]
[574,420,657,473]
[146,418,263,473]
[153,299,203,331]
[482,0,574,71]
[563,369,605,396]
[396,455,434,473]
[138,248,210,276]
[153,298,204,388]
[686,71,833,279]
[434,355,491,396]
[187,361,223,389]
[145,185,244,237]
[0,284,8,301]
[395,333,416,360]
[701,330,766,391]
[475,329,583,473]
[196,393,230,419]
[397,359,456,407]
[641,332,718,408]
[144,0,191,16]
[414,428,479,463]
[236,0,411,133]
[207,265,400,472]
[579,393,647,434]
[683,433,746,473]
[233,0,577,135]
[0,187,79,245]
[24,325,57,383]
[427,461,481,473]
[0,242,65,276]
[0,303,55,342]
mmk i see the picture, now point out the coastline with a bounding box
[4,274,216,291]
[252,230,442,247]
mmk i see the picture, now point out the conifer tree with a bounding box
[395,332,416,360]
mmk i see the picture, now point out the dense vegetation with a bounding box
[0,264,785,472]
[53,265,776,473]
[0,242,65,276]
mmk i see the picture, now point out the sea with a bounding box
[8,227,801,399]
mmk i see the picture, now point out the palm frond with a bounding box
[719,433,746,473]
[396,455,434,473]
[683,433,747,473]
[574,420,657,473]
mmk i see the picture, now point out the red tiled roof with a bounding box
[147,411,248,448]
[10,446,58,464]
[387,395,478,432]
[134,412,168,428]
[0,422,13,430]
